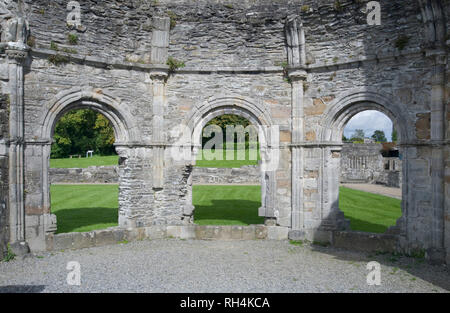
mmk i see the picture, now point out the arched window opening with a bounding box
[192,114,264,226]
[339,110,402,234]
[49,109,119,234]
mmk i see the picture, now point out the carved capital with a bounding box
[288,68,307,82]
[5,43,29,63]
[150,68,169,82]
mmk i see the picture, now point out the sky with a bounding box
[344,110,393,141]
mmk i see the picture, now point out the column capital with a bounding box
[4,42,29,64]
[150,67,169,82]
[288,67,307,82]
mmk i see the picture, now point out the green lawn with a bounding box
[49,184,402,234]
[339,187,402,233]
[50,150,259,169]
[50,155,118,168]
[193,185,264,225]
[195,149,260,168]
[50,184,119,234]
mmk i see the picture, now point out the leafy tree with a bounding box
[350,129,365,142]
[203,114,254,146]
[342,134,348,142]
[372,130,388,143]
[51,109,116,158]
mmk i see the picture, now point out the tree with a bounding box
[372,130,387,143]
[51,109,116,158]
[350,129,365,142]
[203,114,253,147]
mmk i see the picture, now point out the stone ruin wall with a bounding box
[340,143,402,187]
[0,0,447,263]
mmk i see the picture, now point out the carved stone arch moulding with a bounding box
[186,96,274,148]
[41,87,141,145]
[319,88,414,144]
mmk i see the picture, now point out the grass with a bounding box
[49,185,401,234]
[50,155,118,168]
[50,184,119,234]
[193,185,263,225]
[195,149,260,168]
[339,187,402,233]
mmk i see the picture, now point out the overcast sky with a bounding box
[344,110,393,141]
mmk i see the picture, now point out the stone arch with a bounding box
[183,96,277,222]
[319,88,413,144]
[318,88,412,235]
[38,87,140,233]
[41,87,140,145]
[186,96,273,148]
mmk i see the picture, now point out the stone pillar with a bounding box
[150,17,170,190]
[5,44,29,254]
[289,69,307,231]
[426,48,447,262]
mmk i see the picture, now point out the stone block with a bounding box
[255,225,268,239]
[267,226,289,240]
[54,233,74,251]
[94,230,116,247]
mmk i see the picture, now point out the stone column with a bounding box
[5,45,29,254]
[150,17,170,190]
[426,48,447,262]
[289,69,307,231]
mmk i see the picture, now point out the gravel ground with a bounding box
[0,239,449,293]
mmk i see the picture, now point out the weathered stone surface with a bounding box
[0,0,447,265]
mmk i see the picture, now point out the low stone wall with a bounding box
[192,166,260,184]
[45,225,290,251]
[340,143,402,188]
[49,166,119,184]
[49,165,261,185]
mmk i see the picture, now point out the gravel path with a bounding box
[341,183,402,199]
[0,240,448,293]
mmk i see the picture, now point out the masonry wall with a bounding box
[0,0,443,261]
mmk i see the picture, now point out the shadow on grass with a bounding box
[343,216,391,234]
[194,199,264,226]
[54,207,118,234]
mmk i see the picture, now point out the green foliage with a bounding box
[289,240,304,246]
[51,109,116,159]
[203,114,255,148]
[350,129,365,141]
[48,54,70,66]
[67,33,79,45]
[167,11,178,30]
[334,0,343,12]
[2,244,15,262]
[166,56,185,73]
[50,41,59,51]
[372,130,387,143]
